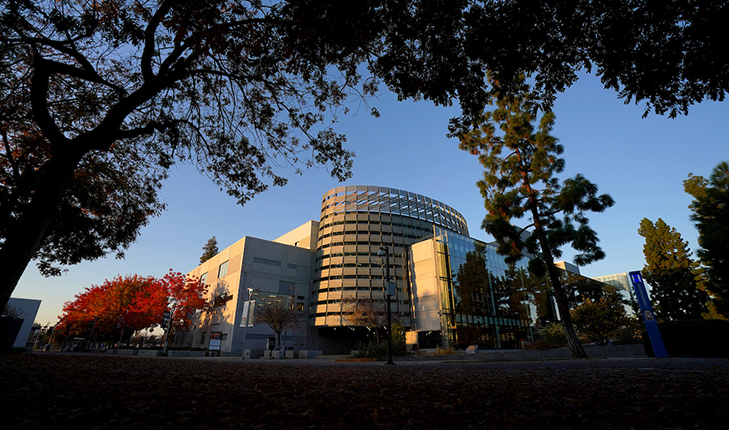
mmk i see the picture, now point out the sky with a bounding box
[13,72,729,325]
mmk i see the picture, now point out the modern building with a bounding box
[592,273,641,317]
[178,185,621,355]
[179,234,315,353]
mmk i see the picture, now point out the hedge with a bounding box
[643,319,729,358]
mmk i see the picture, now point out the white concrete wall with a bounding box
[7,297,41,348]
[182,235,314,353]
[408,239,442,332]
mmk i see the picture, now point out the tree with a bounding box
[158,270,207,337]
[560,271,610,309]
[3,304,24,318]
[57,274,162,343]
[254,291,303,348]
[571,288,630,346]
[457,75,614,358]
[0,0,384,311]
[3,1,728,314]
[57,270,205,346]
[343,297,399,346]
[638,218,708,320]
[684,161,729,319]
[200,236,219,264]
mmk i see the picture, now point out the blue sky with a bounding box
[14,72,729,325]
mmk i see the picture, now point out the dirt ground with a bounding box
[2,353,727,429]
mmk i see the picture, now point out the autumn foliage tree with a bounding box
[158,270,207,337]
[57,270,206,346]
[58,274,161,343]
[344,297,399,347]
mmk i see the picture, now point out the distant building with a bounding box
[5,297,42,348]
[592,273,641,317]
[178,185,620,355]
[555,261,581,275]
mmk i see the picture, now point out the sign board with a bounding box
[209,332,222,351]
[629,271,668,358]
[387,281,396,296]
[239,300,256,327]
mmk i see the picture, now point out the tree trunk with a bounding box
[529,204,588,359]
[546,262,589,359]
[0,151,83,312]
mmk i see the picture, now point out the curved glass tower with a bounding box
[312,185,468,329]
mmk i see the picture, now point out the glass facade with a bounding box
[431,227,538,349]
[592,273,640,317]
[427,227,623,350]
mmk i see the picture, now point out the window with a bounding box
[218,261,229,278]
[200,272,208,284]
[253,257,281,266]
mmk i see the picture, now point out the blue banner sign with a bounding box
[629,271,668,358]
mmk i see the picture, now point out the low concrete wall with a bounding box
[258,349,321,359]
[465,344,646,361]
[109,349,138,355]
[168,350,206,358]
[297,350,322,359]
[137,350,159,357]
[400,344,646,362]
[243,349,264,359]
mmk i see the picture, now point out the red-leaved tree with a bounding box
[57,271,206,347]
[158,270,207,340]
[57,274,160,344]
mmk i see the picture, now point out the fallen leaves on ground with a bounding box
[1,355,727,429]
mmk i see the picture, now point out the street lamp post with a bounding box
[378,246,395,365]
[241,287,254,359]
[161,310,170,355]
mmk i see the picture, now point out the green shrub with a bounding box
[434,346,456,355]
[613,319,643,345]
[571,290,631,346]
[351,341,387,358]
[538,322,567,348]
[351,337,408,359]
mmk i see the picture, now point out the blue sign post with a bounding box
[629,271,668,358]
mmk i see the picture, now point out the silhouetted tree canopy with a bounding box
[684,162,729,319]
[1,0,726,311]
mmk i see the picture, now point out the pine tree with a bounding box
[684,161,729,319]
[200,237,219,264]
[638,218,707,320]
[456,74,614,359]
